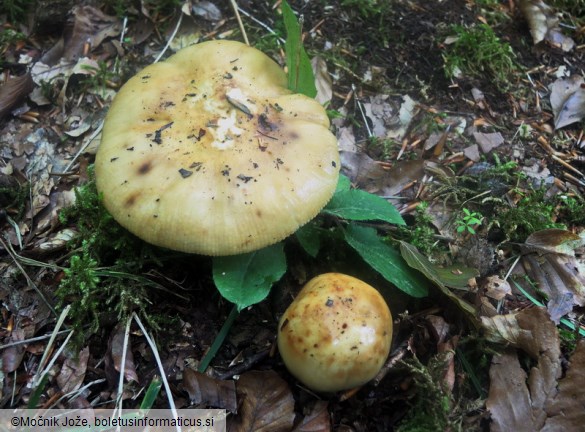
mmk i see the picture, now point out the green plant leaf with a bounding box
[399,241,479,327]
[344,224,428,297]
[324,189,406,225]
[335,173,351,192]
[281,0,317,98]
[212,243,287,310]
[295,222,322,257]
[140,376,162,409]
[435,265,479,291]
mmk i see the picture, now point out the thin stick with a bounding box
[154,12,183,63]
[0,236,57,318]
[132,313,180,432]
[230,0,249,46]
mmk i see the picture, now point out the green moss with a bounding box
[396,355,457,432]
[57,167,167,346]
[443,23,519,92]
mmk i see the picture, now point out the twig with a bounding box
[132,313,180,432]
[0,329,70,350]
[154,12,183,63]
[0,236,58,318]
[230,0,249,45]
[237,7,285,44]
[31,306,73,389]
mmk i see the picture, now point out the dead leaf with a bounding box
[191,1,223,21]
[549,75,585,129]
[0,74,34,120]
[519,0,575,51]
[62,6,121,62]
[182,368,237,412]
[543,340,585,430]
[2,328,26,374]
[228,370,295,432]
[484,276,511,300]
[293,401,330,432]
[514,229,585,321]
[487,349,537,432]
[107,323,139,383]
[524,229,584,256]
[56,347,89,394]
[473,131,504,153]
[485,307,561,431]
[311,56,332,105]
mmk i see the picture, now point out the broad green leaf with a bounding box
[324,189,405,225]
[213,243,287,310]
[399,241,479,326]
[281,0,317,98]
[295,222,322,257]
[435,265,479,290]
[344,224,428,297]
[335,173,351,193]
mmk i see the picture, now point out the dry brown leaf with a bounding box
[228,370,295,432]
[524,229,583,256]
[311,56,332,105]
[484,276,511,301]
[473,131,504,154]
[543,340,585,430]
[515,229,585,321]
[182,368,237,412]
[0,74,34,120]
[519,0,575,51]
[487,349,537,432]
[340,151,426,198]
[56,347,89,394]
[2,328,26,374]
[63,6,121,62]
[107,323,139,383]
[293,401,330,432]
[549,75,585,130]
[485,308,561,430]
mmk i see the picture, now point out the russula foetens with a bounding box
[278,273,392,393]
[95,40,340,256]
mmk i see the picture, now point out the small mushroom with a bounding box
[95,40,339,256]
[277,273,392,393]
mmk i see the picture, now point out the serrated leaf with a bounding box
[344,224,428,297]
[324,189,405,225]
[399,241,479,325]
[212,243,287,310]
[282,0,317,98]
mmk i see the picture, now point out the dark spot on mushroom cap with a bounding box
[138,161,152,175]
[125,192,140,207]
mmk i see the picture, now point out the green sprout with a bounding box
[456,208,483,235]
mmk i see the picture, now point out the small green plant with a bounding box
[396,355,457,432]
[399,202,447,261]
[57,168,166,346]
[78,60,118,98]
[456,208,483,235]
[494,186,565,242]
[443,23,519,91]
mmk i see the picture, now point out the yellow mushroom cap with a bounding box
[95,40,340,256]
[277,273,393,393]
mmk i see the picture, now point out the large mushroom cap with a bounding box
[95,40,339,256]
